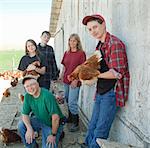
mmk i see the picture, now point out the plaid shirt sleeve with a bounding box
[108,42,128,75]
[103,33,130,107]
[110,41,130,107]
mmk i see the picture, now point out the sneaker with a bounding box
[69,124,79,132]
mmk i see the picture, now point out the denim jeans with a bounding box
[85,89,117,148]
[18,117,63,148]
[64,83,80,115]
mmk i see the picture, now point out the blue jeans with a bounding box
[64,83,80,115]
[85,89,117,148]
[18,117,63,148]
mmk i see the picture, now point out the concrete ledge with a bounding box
[96,139,141,148]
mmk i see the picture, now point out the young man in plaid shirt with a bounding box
[37,31,59,90]
[81,14,130,148]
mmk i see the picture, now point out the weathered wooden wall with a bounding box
[51,0,150,147]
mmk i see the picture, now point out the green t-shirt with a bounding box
[22,88,64,127]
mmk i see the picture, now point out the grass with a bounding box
[0,50,24,72]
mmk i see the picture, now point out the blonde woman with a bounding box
[60,34,86,132]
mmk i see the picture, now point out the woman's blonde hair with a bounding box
[68,34,83,51]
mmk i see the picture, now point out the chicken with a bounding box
[23,70,39,77]
[3,88,10,97]
[18,93,24,103]
[23,61,40,77]
[50,81,64,104]
[10,77,18,87]
[0,73,4,77]
[32,61,40,67]
[0,128,21,145]
[68,65,82,81]
[0,71,22,80]
[78,65,100,80]
[55,90,65,104]
[68,50,102,83]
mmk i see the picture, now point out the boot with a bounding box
[69,114,79,132]
[67,110,73,123]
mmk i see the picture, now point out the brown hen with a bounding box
[68,51,102,82]
[3,88,10,97]
[0,128,21,145]
[23,60,40,77]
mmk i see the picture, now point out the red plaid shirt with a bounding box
[97,32,130,107]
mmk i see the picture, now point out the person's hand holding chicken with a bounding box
[68,50,102,86]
